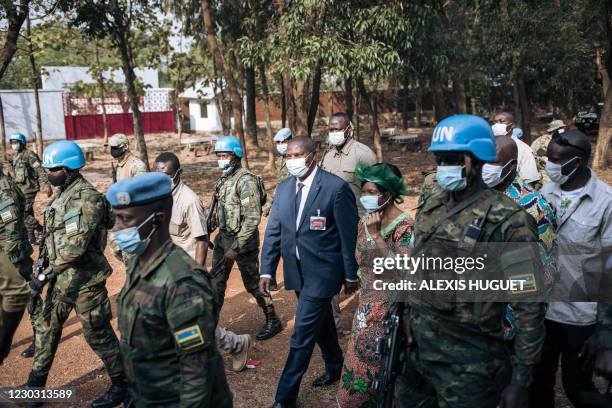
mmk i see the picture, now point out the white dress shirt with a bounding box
[514,137,540,183]
[295,166,318,259]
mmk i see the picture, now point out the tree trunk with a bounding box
[200,0,249,169]
[415,80,423,127]
[116,29,149,170]
[431,80,447,123]
[306,62,322,137]
[401,75,410,129]
[280,76,286,127]
[593,82,612,169]
[345,77,353,121]
[0,96,6,158]
[0,0,28,81]
[26,14,43,156]
[513,82,522,124]
[517,72,531,144]
[357,78,383,162]
[564,86,574,120]
[259,64,275,172]
[596,46,610,98]
[94,41,110,145]
[354,86,361,140]
[245,65,259,149]
[453,76,467,114]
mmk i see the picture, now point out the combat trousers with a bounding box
[23,192,42,237]
[394,348,510,408]
[215,326,246,354]
[210,232,262,310]
[32,282,123,376]
[0,252,30,313]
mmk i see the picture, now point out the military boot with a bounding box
[0,308,25,364]
[256,296,282,340]
[21,335,36,358]
[23,370,48,408]
[91,373,128,408]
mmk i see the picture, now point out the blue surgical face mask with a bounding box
[112,213,159,255]
[360,194,391,213]
[218,159,231,170]
[436,165,466,191]
[276,143,288,155]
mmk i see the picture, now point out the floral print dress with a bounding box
[337,212,413,408]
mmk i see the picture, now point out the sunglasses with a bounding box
[552,131,589,155]
[434,152,465,166]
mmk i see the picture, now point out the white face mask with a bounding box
[286,152,313,178]
[492,123,508,137]
[545,157,579,185]
[328,131,346,146]
[482,159,516,187]
[218,159,230,170]
[276,143,288,156]
[10,143,20,151]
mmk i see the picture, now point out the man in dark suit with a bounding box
[260,137,359,408]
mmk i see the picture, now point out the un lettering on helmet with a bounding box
[43,150,57,166]
[432,126,455,143]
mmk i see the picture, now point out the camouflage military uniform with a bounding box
[394,175,547,408]
[114,152,147,181]
[0,173,31,313]
[263,156,290,215]
[32,175,123,377]
[10,148,48,238]
[118,240,232,407]
[531,133,552,189]
[210,165,264,309]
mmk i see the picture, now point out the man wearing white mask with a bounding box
[320,112,375,329]
[531,129,612,407]
[321,112,376,219]
[491,112,540,186]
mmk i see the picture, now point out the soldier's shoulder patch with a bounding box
[509,273,538,295]
[174,324,205,350]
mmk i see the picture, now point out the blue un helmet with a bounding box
[428,114,496,162]
[214,135,243,158]
[273,128,293,142]
[42,140,86,170]
[9,133,27,145]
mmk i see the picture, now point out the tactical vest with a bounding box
[216,167,265,234]
[46,177,113,262]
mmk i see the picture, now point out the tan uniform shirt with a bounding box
[320,138,376,216]
[169,181,208,259]
[115,152,147,181]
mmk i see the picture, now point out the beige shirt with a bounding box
[115,152,147,181]
[513,137,540,184]
[320,138,376,216]
[169,181,208,259]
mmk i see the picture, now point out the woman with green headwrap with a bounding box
[337,162,414,408]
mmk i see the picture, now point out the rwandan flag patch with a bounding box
[174,324,205,350]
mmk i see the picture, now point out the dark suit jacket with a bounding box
[260,167,358,298]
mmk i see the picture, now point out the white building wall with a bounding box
[42,66,159,90]
[0,90,66,140]
[188,99,223,132]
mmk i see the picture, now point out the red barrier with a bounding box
[64,111,175,140]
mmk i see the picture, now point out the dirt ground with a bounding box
[1,128,610,408]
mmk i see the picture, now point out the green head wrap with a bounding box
[355,162,412,203]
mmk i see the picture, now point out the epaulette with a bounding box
[165,247,197,282]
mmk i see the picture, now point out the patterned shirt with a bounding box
[504,176,558,288]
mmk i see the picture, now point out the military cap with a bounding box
[547,120,565,133]
[106,172,172,208]
[109,133,130,147]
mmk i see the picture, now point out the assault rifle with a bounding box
[373,302,405,408]
[28,209,55,314]
[205,193,218,249]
